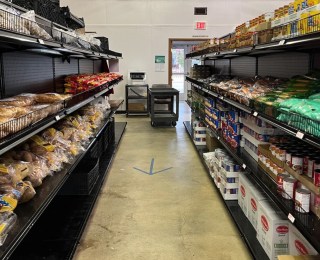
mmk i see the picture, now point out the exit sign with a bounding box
[195,21,207,30]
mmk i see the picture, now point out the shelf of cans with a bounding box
[203,148,319,259]
[189,86,320,254]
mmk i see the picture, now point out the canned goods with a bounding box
[286,151,292,167]
[291,153,303,174]
[307,157,315,178]
[277,173,290,194]
[270,144,277,156]
[303,155,309,175]
[314,169,320,187]
[283,176,297,200]
[278,146,286,162]
[295,188,311,213]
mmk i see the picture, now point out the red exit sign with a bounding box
[195,21,207,30]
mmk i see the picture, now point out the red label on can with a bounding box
[240,185,246,197]
[261,215,269,232]
[276,225,288,234]
[251,198,257,212]
[315,171,320,187]
[295,240,309,255]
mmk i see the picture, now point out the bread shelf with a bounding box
[186,76,320,150]
[0,78,123,156]
[0,102,124,259]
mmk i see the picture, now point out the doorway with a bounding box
[168,39,207,101]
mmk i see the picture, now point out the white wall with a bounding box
[60,0,290,102]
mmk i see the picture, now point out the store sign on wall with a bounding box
[195,21,207,30]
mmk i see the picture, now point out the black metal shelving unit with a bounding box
[183,121,269,260]
[0,100,124,260]
[186,77,320,150]
[186,32,320,60]
[8,121,127,260]
[125,84,149,116]
[185,28,320,255]
[185,82,320,254]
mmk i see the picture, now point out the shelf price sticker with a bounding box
[219,95,224,100]
[253,111,258,117]
[296,131,304,140]
[242,164,247,169]
[217,136,220,140]
[233,49,237,53]
[38,39,44,44]
[288,213,295,223]
[279,40,286,45]
[55,115,60,121]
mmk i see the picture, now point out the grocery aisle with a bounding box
[73,102,252,260]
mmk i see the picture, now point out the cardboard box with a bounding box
[128,103,145,111]
[257,200,289,260]
[255,21,272,31]
[238,174,253,217]
[278,256,320,260]
[206,131,222,152]
[289,223,318,256]
[258,159,278,182]
[247,186,268,231]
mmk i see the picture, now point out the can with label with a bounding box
[291,153,304,174]
[283,176,297,200]
[270,144,277,156]
[286,150,292,167]
[307,157,315,178]
[295,188,311,213]
[277,173,290,194]
[314,169,320,187]
[278,145,286,162]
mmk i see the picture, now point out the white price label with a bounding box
[296,131,304,139]
[288,213,295,223]
[55,115,60,121]
[279,40,285,45]
[253,111,258,117]
[38,39,44,44]
[217,136,220,140]
[220,96,224,100]
[233,49,237,53]
[242,164,247,169]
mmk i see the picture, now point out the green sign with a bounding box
[155,55,165,63]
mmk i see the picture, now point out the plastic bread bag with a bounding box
[0,194,18,212]
[19,181,36,204]
[0,211,17,246]
[20,11,52,40]
[25,156,51,187]
[45,152,63,172]
[0,163,20,186]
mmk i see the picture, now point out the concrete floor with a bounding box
[74,102,252,260]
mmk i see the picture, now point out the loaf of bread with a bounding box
[0,96,35,107]
[34,93,72,103]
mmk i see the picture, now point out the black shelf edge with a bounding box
[127,96,148,99]
[0,112,118,260]
[186,77,320,150]
[183,121,269,260]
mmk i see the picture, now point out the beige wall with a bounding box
[61,0,290,102]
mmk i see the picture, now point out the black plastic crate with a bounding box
[59,158,100,196]
[95,37,109,51]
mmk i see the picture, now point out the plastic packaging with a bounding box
[20,11,52,40]
[0,211,17,246]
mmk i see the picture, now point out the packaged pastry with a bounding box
[0,95,35,107]
[0,106,19,118]
[19,181,36,203]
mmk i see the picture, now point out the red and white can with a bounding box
[314,169,320,187]
[291,154,303,174]
[282,176,297,200]
[277,173,290,194]
[295,188,311,213]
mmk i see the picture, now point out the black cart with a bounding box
[149,86,179,127]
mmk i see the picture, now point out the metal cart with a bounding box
[125,84,149,116]
[149,86,179,127]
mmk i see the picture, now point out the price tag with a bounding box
[296,131,304,139]
[242,164,247,169]
[279,40,285,45]
[253,111,258,117]
[217,136,220,140]
[288,213,295,223]
[220,96,224,100]
[38,39,44,44]
[233,49,237,53]
[55,115,60,121]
